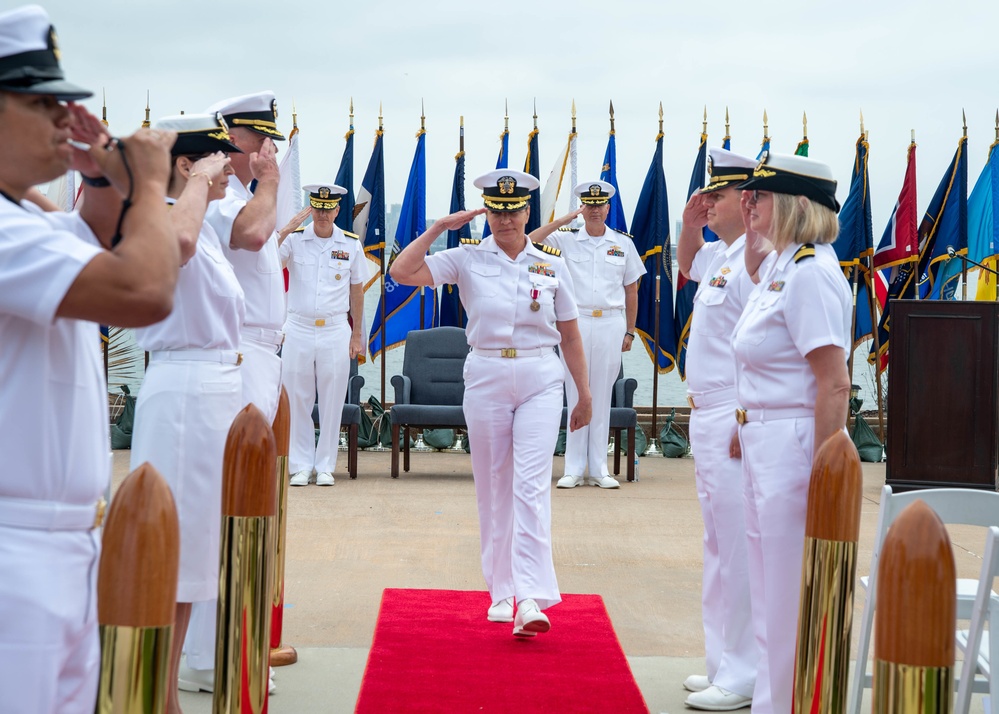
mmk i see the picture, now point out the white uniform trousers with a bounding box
[0,526,100,714]
[689,400,757,698]
[562,311,625,479]
[463,351,563,610]
[738,416,814,714]
[282,315,351,475]
[186,330,282,670]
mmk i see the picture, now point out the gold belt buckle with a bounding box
[93,498,107,529]
[501,348,517,358]
[236,352,243,366]
[592,309,603,317]
[687,395,696,409]
[735,408,748,425]
[315,318,326,327]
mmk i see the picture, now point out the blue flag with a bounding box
[674,132,716,380]
[600,130,628,233]
[524,128,541,233]
[756,136,771,160]
[368,130,435,359]
[968,140,999,266]
[631,131,676,373]
[481,128,509,239]
[916,136,968,299]
[835,134,876,347]
[334,126,355,234]
[439,148,470,328]
[354,128,386,291]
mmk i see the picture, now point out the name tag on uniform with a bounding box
[708,275,728,288]
[331,249,350,260]
[767,280,785,292]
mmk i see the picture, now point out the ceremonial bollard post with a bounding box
[873,500,955,713]
[213,405,277,714]
[269,387,298,666]
[792,430,863,712]
[96,464,179,714]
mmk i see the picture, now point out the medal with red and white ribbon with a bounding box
[530,287,541,312]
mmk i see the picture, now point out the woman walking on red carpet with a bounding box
[390,169,592,637]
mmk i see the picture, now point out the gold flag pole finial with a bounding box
[860,109,865,137]
[571,99,577,134]
[142,90,150,128]
[504,98,509,132]
[762,108,769,142]
[533,98,538,130]
[101,88,107,127]
[421,98,425,132]
[378,102,383,131]
[911,128,916,145]
[658,101,664,135]
[963,108,968,138]
[702,105,708,136]
[349,97,354,131]
[459,115,464,153]
[292,100,298,130]
[609,99,615,133]
[994,110,998,142]
[802,111,807,140]
[724,106,731,145]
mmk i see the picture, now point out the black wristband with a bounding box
[626,331,636,338]
[80,174,111,188]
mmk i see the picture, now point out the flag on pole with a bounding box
[334,119,355,234]
[354,126,386,291]
[600,123,628,233]
[916,135,968,300]
[872,140,919,310]
[481,124,509,239]
[631,128,676,372]
[969,138,999,300]
[795,114,809,157]
[541,131,574,224]
[757,111,771,160]
[524,125,542,233]
[834,133,876,347]
[275,119,302,229]
[368,129,434,359]
[439,145,470,328]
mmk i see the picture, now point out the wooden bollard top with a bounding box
[874,500,956,667]
[805,430,863,542]
[272,387,290,459]
[98,463,179,627]
[222,404,277,518]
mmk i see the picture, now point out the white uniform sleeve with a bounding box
[350,241,370,284]
[543,231,565,251]
[785,260,851,357]
[205,188,245,249]
[0,203,102,324]
[622,237,646,286]
[553,257,579,321]
[687,240,723,284]
[425,246,465,288]
[278,233,293,262]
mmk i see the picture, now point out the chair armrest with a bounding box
[613,377,639,408]
[347,374,365,405]
[390,374,412,404]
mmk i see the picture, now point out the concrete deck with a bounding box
[110,448,991,713]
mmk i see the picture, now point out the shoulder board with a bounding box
[792,243,816,263]
[557,226,578,232]
[343,230,360,240]
[533,242,561,257]
[459,238,481,246]
[610,227,635,239]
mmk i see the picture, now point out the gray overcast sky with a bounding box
[43,0,999,239]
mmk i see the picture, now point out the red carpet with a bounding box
[355,588,649,713]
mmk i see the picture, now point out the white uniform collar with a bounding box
[722,234,747,258]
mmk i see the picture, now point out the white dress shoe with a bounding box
[683,674,711,692]
[178,665,276,695]
[557,474,584,489]
[316,471,334,486]
[487,597,514,622]
[290,470,311,486]
[587,475,620,489]
[684,685,751,711]
[512,598,550,637]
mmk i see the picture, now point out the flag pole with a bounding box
[962,109,969,300]
[846,115,865,388]
[378,104,387,408]
[569,100,578,212]
[418,102,426,331]
[458,115,466,326]
[644,103,666,457]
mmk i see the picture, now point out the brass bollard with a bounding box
[96,463,180,714]
[792,431,863,713]
[269,387,298,666]
[213,405,277,714]
[872,500,955,713]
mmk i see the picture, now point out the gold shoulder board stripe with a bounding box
[793,243,816,263]
[460,238,481,246]
[293,226,306,233]
[533,242,561,257]
[557,226,578,232]
[610,227,635,239]
[343,230,360,240]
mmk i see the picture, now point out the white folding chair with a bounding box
[848,485,999,714]
[956,526,999,714]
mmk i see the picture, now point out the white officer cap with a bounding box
[152,112,242,156]
[203,90,285,141]
[303,183,348,210]
[573,180,616,205]
[739,151,840,213]
[473,169,539,212]
[699,148,757,194]
[0,5,90,100]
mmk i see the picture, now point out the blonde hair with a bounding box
[769,193,839,250]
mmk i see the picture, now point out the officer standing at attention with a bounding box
[180,90,285,694]
[0,6,179,711]
[675,148,760,711]
[391,170,592,638]
[732,152,851,714]
[531,181,644,490]
[279,183,368,486]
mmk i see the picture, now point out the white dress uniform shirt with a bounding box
[545,225,644,311]
[0,196,107,714]
[280,223,369,317]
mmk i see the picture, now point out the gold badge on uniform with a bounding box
[319,186,331,199]
[720,267,731,275]
[335,274,342,281]
[498,176,516,195]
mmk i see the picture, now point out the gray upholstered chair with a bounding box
[389,327,470,478]
[311,358,365,479]
[560,365,639,481]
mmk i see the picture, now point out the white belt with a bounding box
[241,325,285,346]
[736,406,814,425]
[0,495,106,530]
[287,312,346,328]
[150,349,243,366]
[471,347,553,359]
[687,386,736,410]
[578,307,623,318]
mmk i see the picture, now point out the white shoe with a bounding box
[487,597,514,623]
[684,685,751,711]
[316,471,334,486]
[683,674,711,692]
[512,598,550,637]
[290,470,311,487]
[178,663,214,693]
[557,474,584,489]
[587,475,620,489]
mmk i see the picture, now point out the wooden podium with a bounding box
[886,300,999,491]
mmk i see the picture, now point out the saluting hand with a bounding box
[435,208,486,232]
[67,103,110,180]
[550,206,584,229]
[89,126,175,195]
[189,152,232,186]
[681,193,710,229]
[249,137,280,183]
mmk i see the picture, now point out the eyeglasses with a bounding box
[747,190,769,204]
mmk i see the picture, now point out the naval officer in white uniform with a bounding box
[128,113,244,711]
[279,183,368,486]
[391,170,592,637]
[732,153,851,714]
[0,7,180,711]
[676,148,760,711]
[531,181,644,490]
[181,91,286,691]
